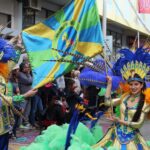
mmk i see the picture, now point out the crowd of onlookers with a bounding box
[8,56,111,139]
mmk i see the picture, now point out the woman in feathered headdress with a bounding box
[92,48,150,150]
[0,38,37,150]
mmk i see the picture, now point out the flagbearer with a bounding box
[0,37,37,150]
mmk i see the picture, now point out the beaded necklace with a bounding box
[123,94,140,132]
[129,93,140,102]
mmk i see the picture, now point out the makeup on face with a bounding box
[129,81,143,95]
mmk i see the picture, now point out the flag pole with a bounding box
[102,0,114,117]
[102,0,107,39]
[102,0,108,73]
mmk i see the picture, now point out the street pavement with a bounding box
[9,119,150,150]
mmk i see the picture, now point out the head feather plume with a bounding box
[51,48,105,72]
[45,58,102,72]
[113,47,150,76]
[0,38,16,63]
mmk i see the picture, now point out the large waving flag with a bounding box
[22,0,104,89]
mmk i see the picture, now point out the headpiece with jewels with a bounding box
[120,61,149,82]
[113,47,150,82]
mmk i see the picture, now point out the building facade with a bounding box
[97,0,150,57]
[0,0,68,36]
[0,0,149,56]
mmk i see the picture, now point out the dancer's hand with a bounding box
[118,119,129,126]
[105,76,112,98]
[106,115,119,122]
[106,115,129,126]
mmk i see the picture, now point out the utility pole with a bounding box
[137,31,140,48]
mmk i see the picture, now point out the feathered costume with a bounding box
[20,47,150,150]
[0,38,26,150]
[82,48,150,149]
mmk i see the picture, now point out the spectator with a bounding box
[65,79,83,122]
[18,62,33,127]
[71,69,81,95]
[29,94,43,128]
[41,90,66,128]
[9,65,24,138]
[56,76,65,91]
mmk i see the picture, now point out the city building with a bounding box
[97,0,150,57]
[0,0,149,57]
[0,0,69,37]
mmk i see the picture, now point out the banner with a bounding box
[138,0,150,13]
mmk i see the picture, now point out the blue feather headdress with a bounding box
[113,47,150,81]
[79,47,150,90]
[0,37,16,63]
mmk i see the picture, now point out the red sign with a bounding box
[138,0,150,13]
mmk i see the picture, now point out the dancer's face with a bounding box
[129,81,143,95]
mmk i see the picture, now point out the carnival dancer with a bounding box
[93,48,150,150]
[0,37,37,150]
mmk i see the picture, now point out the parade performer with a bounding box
[92,48,150,149]
[0,37,37,150]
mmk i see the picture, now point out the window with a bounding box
[23,8,35,29]
[35,8,54,24]
[107,29,122,58]
[0,13,11,28]
[23,7,54,29]
[45,9,54,18]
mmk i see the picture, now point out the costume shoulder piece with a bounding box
[0,75,6,94]
[144,88,150,104]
